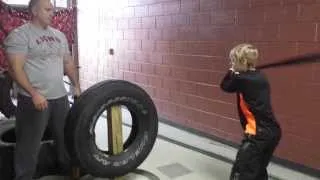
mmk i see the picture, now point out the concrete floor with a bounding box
[1,107,319,180]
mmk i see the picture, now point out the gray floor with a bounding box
[1,107,318,180]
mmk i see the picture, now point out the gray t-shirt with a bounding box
[4,23,70,100]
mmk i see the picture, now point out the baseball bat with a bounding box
[256,53,320,70]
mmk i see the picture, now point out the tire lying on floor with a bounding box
[65,80,158,178]
[0,120,59,179]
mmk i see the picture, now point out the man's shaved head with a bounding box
[28,0,54,28]
[28,0,40,14]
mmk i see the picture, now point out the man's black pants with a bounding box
[14,94,71,180]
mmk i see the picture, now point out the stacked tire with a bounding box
[0,80,159,179]
[0,120,59,179]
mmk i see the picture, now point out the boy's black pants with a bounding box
[230,126,282,180]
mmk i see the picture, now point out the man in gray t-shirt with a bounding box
[4,0,81,179]
[5,22,70,99]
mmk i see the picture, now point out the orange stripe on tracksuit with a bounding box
[239,93,256,135]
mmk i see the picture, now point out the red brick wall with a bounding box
[77,0,320,171]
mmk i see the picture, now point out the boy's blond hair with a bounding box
[229,43,259,68]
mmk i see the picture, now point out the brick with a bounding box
[178,26,198,40]
[297,42,320,54]
[114,70,124,80]
[219,90,236,104]
[135,73,149,85]
[135,29,149,40]
[181,0,200,13]
[149,29,162,40]
[244,24,279,42]
[282,134,319,163]
[195,97,236,117]
[264,5,298,23]
[170,91,188,105]
[140,85,156,97]
[237,8,265,25]
[155,88,171,100]
[279,23,316,42]
[250,0,281,7]
[199,25,245,41]
[123,52,136,62]
[177,55,215,70]
[212,9,236,25]
[162,78,180,91]
[110,61,119,70]
[129,63,141,72]
[155,41,174,53]
[171,67,189,80]
[172,14,190,26]
[136,52,150,62]
[104,19,117,29]
[122,7,134,18]
[148,76,163,87]
[141,63,156,74]
[154,99,165,113]
[124,30,135,40]
[174,41,191,54]
[299,3,320,22]
[284,116,320,141]
[113,30,124,40]
[211,57,229,72]
[155,65,171,76]
[128,0,141,6]
[149,53,163,64]
[200,0,222,11]
[193,111,220,127]
[196,84,220,99]
[175,106,190,123]
[186,95,211,111]
[190,42,229,57]
[117,19,129,29]
[149,3,163,16]
[193,123,232,141]
[163,1,181,14]
[142,40,156,51]
[162,28,179,40]
[116,40,129,50]
[282,0,315,5]
[163,102,178,116]
[141,17,156,29]
[190,12,211,25]
[312,66,320,83]
[256,42,298,62]
[129,17,142,29]
[128,40,142,50]
[217,118,242,134]
[215,101,238,118]
[179,81,197,94]
[162,54,182,66]
[176,106,199,123]
[134,6,148,17]
[123,71,135,82]
[213,72,226,86]
[223,0,250,9]
[156,15,172,28]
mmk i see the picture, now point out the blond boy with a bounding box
[220,44,282,180]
